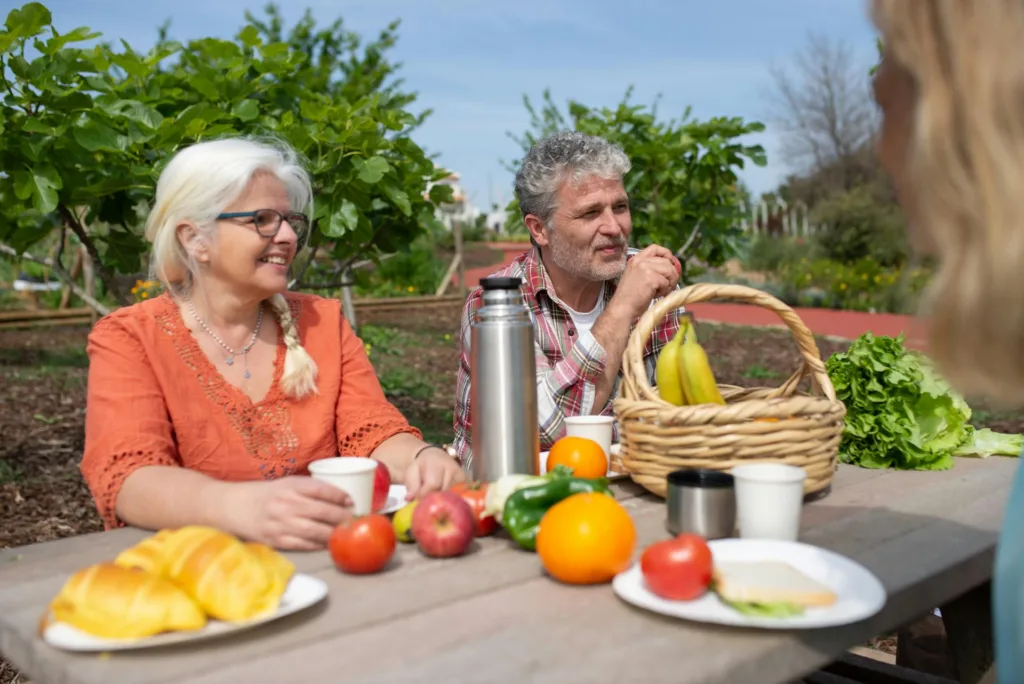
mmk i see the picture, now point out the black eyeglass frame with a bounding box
[216,209,310,240]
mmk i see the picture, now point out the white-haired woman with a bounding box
[871,1,1024,678]
[80,137,465,551]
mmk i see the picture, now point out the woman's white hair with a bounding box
[144,136,319,399]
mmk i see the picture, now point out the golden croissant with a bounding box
[113,528,174,575]
[116,526,295,623]
[45,563,206,639]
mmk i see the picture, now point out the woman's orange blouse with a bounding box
[80,291,421,529]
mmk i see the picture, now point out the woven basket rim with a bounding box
[617,282,843,413]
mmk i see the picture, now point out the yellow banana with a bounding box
[655,322,687,406]
[677,318,726,405]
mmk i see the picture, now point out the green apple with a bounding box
[392,500,418,543]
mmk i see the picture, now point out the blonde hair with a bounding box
[872,0,1024,406]
[144,136,319,399]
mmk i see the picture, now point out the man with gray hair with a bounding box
[452,130,685,469]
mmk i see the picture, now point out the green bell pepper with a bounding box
[501,465,612,551]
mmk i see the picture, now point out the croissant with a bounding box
[45,563,206,639]
[113,529,174,575]
[245,541,297,599]
[144,526,292,623]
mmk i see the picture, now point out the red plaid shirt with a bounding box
[452,247,684,470]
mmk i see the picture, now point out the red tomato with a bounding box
[640,534,713,601]
[328,514,396,575]
[450,481,497,537]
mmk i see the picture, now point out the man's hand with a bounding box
[607,245,681,321]
[589,244,680,411]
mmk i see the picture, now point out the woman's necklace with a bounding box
[186,300,263,380]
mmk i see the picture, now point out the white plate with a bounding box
[43,573,328,652]
[539,443,629,480]
[612,538,887,630]
[379,484,409,515]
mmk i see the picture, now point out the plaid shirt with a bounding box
[452,247,684,471]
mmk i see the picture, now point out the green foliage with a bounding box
[504,87,767,283]
[773,256,930,313]
[352,229,449,297]
[811,185,908,267]
[0,2,451,305]
[741,235,817,273]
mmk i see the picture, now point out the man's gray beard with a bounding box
[548,233,627,282]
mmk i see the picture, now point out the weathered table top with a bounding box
[0,457,1016,684]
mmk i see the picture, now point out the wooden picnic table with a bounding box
[0,457,1014,684]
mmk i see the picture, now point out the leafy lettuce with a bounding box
[825,333,1023,470]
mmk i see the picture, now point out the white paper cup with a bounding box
[730,463,807,541]
[563,415,614,467]
[307,457,377,515]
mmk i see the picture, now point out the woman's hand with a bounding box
[403,448,466,500]
[225,476,353,551]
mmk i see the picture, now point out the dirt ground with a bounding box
[2,303,1022,682]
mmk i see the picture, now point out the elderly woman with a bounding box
[871,1,1024,679]
[81,137,465,551]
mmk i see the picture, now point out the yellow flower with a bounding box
[444,333,451,341]
[141,291,149,299]
[407,286,414,293]
[840,283,848,291]
[874,275,881,284]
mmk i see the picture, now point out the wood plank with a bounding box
[180,461,1014,684]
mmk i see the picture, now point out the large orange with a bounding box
[536,492,636,585]
[546,436,607,479]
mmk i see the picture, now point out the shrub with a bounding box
[811,186,908,267]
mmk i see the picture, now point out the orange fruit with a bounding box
[536,492,636,585]
[546,436,607,478]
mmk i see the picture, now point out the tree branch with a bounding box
[288,243,320,289]
[674,218,703,260]
[0,242,112,316]
[57,203,128,305]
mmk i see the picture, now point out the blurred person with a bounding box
[872,2,1024,679]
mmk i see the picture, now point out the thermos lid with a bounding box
[480,276,522,291]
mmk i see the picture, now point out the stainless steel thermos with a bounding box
[469,276,540,480]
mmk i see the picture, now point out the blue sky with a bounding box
[27,0,880,212]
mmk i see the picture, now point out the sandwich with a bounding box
[711,560,838,618]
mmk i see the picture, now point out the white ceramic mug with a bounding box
[307,457,377,515]
[563,415,614,467]
[730,462,807,541]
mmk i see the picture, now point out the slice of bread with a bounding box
[712,560,838,608]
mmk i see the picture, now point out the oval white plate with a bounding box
[612,538,887,629]
[379,484,408,514]
[43,573,328,652]
[539,443,629,480]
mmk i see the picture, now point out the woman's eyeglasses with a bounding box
[216,209,310,241]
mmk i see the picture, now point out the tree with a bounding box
[766,32,879,197]
[504,88,767,282]
[0,2,452,306]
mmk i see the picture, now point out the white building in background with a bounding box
[424,171,480,231]
[484,206,508,233]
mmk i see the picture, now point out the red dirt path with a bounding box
[454,242,927,346]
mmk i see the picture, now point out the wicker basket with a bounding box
[612,283,847,499]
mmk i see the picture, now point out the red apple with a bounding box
[371,460,390,513]
[411,491,476,558]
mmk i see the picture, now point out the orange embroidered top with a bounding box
[80,291,421,529]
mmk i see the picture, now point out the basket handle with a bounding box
[621,283,837,404]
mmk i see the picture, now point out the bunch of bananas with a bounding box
[655,315,726,406]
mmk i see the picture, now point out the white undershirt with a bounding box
[562,284,605,338]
